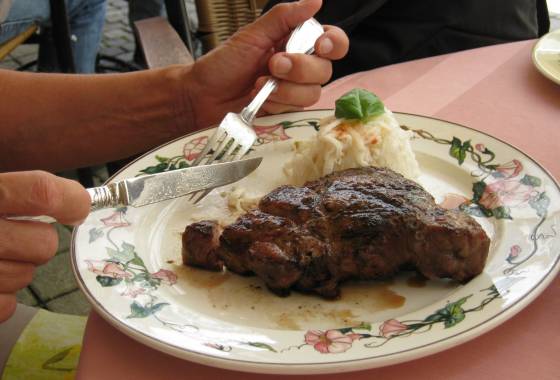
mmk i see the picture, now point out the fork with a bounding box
[188,18,324,202]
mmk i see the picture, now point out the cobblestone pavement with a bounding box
[1,3,560,317]
[99,0,136,64]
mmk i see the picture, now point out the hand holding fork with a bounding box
[190,18,325,168]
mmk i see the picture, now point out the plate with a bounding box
[532,28,560,85]
[72,111,560,374]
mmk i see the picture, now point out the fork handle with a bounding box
[240,78,278,125]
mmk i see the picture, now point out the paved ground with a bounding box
[1,3,560,317]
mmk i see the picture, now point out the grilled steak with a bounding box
[182,167,490,298]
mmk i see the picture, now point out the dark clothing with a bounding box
[265,0,550,80]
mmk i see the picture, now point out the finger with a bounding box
[0,293,17,323]
[0,219,58,265]
[250,0,323,45]
[260,100,304,115]
[0,260,35,293]
[0,171,90,225]
[315,25,349,60]
[269,53,332,84]
[254,77,321,107]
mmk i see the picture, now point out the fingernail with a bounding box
[274,55,292,75]
[319,38,333,55]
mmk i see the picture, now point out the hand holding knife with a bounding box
[8,157,262,224]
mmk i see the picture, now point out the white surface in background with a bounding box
[549,0,560,14]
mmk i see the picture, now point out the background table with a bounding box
[76,40,560,379]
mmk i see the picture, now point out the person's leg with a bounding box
[66,0,107,73]
[0,0,50,44]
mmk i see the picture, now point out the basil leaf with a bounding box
[335,88,385,122]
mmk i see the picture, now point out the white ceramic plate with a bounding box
[532,28,560,85]
[72,111,560,374]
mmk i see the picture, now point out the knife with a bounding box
[8,157,262,223]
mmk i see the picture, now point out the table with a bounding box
[76,40,560,379]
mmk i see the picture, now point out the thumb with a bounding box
[0,171,90,225]
[250,0,322,45]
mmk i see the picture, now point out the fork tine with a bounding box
[202,136,234,166]
[192,188,212,204]
[230,144,252,162]
[192,142,244,204]
[188,136,236,201]
[191,128,227,167]
[219,141,240,163]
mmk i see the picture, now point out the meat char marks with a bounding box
[182,167,490,298]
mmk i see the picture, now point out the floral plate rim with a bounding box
[71,110,560,373]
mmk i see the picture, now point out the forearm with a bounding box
[0,66,193,172]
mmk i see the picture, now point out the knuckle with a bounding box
[0,175,8,208]
[28,171,62,215]
[0,262,35,291]
[271,3,290,16]
[303,85,322,106]
[36,224,59,264]
[320,62,333,84]
[0,222,11,254]
[19,263,36,286]
[291,56,332,85]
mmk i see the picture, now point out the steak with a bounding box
[182,167,490,298]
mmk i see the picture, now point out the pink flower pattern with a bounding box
[479,179,537,210]
[254,124,290,144]
[100,211,130,228]
[183,136,208,161]
[509,245,521,258]
[379,319,408,338]
[494,159,523,179]
[508,245,522,262]
[86,260,132,279]
[475,143,486,152]
[151,269,178,285]
[439,193,469,210]
[121,284,146,298]
[304,330,355,353]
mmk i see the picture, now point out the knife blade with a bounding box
[88,156,262,209]
[7,157,262,223]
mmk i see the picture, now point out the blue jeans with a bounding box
[0,0,106,73]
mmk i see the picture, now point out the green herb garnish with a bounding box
[334,88,385,122]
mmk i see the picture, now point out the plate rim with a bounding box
[71,110,560,373]
[532,29,560,85]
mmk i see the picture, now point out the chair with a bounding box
[0,0,79,73]
[133,0,268,69]
[0,25,38,61]
[196,0,268,52]
[135,16,194,68]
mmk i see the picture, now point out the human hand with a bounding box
[184,0,349,129]
[0,171,90,322]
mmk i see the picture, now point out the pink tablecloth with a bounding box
[77,40,560,380]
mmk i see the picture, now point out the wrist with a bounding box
[164,64,198,134]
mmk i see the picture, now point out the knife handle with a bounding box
[5,182,128,224]
[87,182,127,211]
